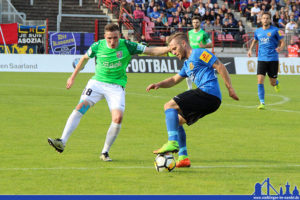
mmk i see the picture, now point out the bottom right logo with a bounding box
[253,178,300,199]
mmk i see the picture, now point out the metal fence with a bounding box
[0,0,26,24]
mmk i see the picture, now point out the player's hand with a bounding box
[228,88,239,101]
[66,77,74,89]
[247,50,252,57]
[146,83,160,92]
[276,47,283,53]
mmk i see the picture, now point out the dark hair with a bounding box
[104,23,120,32]
[167,32,189,44]
[192,16,201,22]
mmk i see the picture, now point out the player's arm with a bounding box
[143,46,170,56]
[146,74,185,91]
[213,59,239,101]
[66,54,90,89]
[247,39,258,57]
[276,38,285,53]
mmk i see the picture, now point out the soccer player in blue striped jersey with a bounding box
[146,32,239,168]
[248,12,285,110]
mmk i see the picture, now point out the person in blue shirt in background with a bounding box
[248,12,285,110]
[146,32,239,168]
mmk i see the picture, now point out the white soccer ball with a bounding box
[154,153,176,172]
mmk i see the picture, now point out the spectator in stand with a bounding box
[297,17,300,34]
[273,11,280,27]
[278,14,287,28]
[154,17,169,37]
[222,13,230,24]
[203,19,214,32]
[166,0,173,9]
[291,6,299,20]
[167,3,178,17]
[222,20,231,35]
[229,15,237,26]
[177,6,185,20]
[133,4,145,20]
[240,0,248,15]
[182,0,191,9]
[203,10,213,21]
[204,3,212,12]
[147,1,155,17]
[134,0,145,7]
[198,3,206,17]
[251,3,261,26]
[289,12,298,22]
[207,0,214,10]
[213,3,219,13]
[256,17,262,28]
[120,0,132,14]
[150,6,161,22]
[235,20,246,41]
[160,12,168,25]
[213,17,223,35]
[228,18,237,36]
[285,19,298,34]
[269,4,277,18]
[210,10,217,22]
[185,7,193,18]
[227,8,234,19]
[192,8,202,18]
[288,38,299,57]
[217,8,225,20]
[170,17,180,34]
[220,4,228,14]
[182,12,193,27]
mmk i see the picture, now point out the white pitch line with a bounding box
[1,164,300,171]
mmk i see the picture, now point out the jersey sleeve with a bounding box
[124,40,146,55]
[86,41,99,58]
[204,32,212,44]
[178,62,188,77]
[275,28,284,40]
[254,30,258,41]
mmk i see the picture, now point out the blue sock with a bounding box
[276,80,279,86]
[178,126,188,157]
[258,84,265,104]
[165,108,179,141]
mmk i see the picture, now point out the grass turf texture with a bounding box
[0,72,299,194]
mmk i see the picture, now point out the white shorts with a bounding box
[80,79,125,112]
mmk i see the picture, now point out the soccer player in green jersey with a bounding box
[186,16,213,90]
[48,23,170,161]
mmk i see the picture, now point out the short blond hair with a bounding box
[167,32,189,45]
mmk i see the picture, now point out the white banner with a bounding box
[235,57,300,75]
[0,54,95,72]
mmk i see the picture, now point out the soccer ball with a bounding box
[154,153,176,172]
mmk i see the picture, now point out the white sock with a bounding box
[186,77,193,90]
[101,122,121,154]
[61,110,83,145]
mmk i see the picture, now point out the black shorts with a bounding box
[173,88,221,126]
[257,61,279,78]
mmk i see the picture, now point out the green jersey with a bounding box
[87,39,146,87]
[188,29,211,49]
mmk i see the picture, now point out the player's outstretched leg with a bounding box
[100,122,121,162]
[153,108,179,154]
[176,126,191,168]
[48,138,65,153]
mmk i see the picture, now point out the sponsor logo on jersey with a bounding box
[116,51,123,58]
[199,51,212,63]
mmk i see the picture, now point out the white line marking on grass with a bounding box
[1,164,300,171]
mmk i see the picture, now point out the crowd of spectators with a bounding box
[110,0,299,42]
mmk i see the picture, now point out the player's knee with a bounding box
[164,100,176,110]
[76,100,91,115]
[112,115,123,124]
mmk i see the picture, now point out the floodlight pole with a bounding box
[57,0,62,32]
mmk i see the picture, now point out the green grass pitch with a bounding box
[0,72,299,194]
